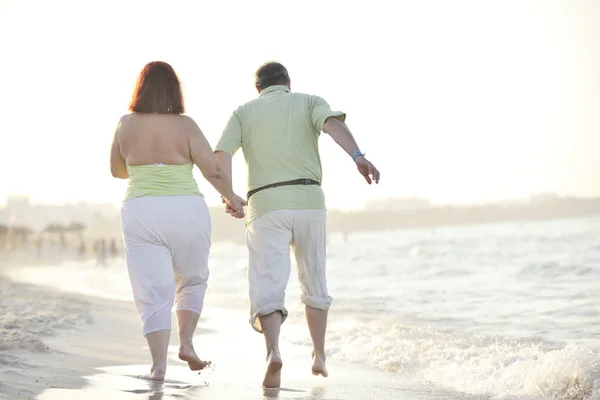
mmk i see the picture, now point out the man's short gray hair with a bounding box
[254,61,290,90]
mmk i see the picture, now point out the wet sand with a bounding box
[0,260,467,400]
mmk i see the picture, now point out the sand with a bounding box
[0,256,466,400]
[0,275,144,399]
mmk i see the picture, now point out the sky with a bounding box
[0,0,599,210]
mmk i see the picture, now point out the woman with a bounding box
[110,61,246,381]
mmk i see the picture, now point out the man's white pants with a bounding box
[246,209,332,333]
[121,195,211,336]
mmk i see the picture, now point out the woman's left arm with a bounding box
[110,118,128,179]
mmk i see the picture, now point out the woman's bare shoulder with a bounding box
[116,113,201,135]
[116,113,135,127]
[177,114,203,132]
[178,114,198,124]
[124,113,197,123]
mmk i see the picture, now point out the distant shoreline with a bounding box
[2,196,599,246]
[210,196,600,243]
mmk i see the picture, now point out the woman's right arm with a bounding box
[186,116,237,202]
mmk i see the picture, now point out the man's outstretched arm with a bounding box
[323,117,381,184]
[323,117,362,158]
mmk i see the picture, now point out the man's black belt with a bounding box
[247,178,320,200]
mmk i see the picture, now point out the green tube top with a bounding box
[123,163,202,201]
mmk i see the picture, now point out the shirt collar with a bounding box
[259,85,291,97]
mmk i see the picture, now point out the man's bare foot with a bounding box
[139,364,166,381]
[311,350,328,377]
[179,345,210,371]
[262,350,283,389]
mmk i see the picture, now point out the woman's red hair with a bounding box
[129,61,185,114]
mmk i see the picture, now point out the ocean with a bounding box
[8,215,600,400]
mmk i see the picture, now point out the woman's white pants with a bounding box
[121,195,211,336]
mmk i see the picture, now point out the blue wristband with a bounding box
[352,150,365,161]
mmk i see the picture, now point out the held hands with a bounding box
[355,156,380,184]
[222,195,247,219]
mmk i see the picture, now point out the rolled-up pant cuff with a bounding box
[250,304,289,333]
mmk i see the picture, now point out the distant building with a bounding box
[0,196,120,235]
[4,195,31,226]
[529,193,561,204]
[6,195,30,209]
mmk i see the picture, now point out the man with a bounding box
[214,61,380,388]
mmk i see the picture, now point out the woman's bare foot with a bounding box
[262,349,283,389]
[179,345,210,371]
[311,350,328,377]
[139,364,166,381]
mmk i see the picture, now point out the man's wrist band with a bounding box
[352,150,365,161]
